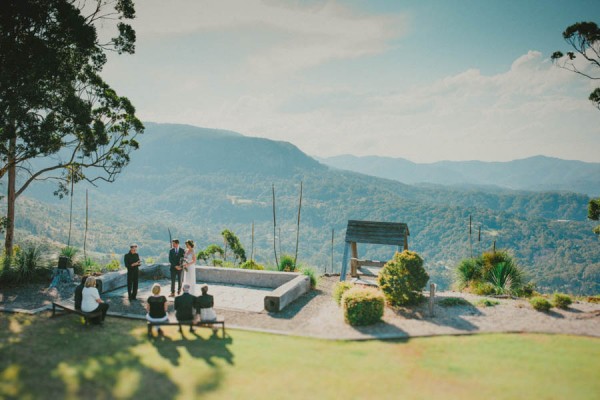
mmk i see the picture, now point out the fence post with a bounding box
[429,283,436,317]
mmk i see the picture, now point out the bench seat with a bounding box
[51,300,103,325]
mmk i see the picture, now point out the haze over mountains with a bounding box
[9,123,600,294]
[319,155,600,197]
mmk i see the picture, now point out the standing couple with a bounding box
[169,239,197,297]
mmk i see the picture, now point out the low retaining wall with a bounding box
[97,264,311,312]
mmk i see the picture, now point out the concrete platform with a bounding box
[102,279,271,313]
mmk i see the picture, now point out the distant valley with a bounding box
[5,122,599,295]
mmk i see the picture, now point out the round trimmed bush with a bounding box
[342,287,385,326]
[553,293,572,309]
[333,281,354,305]
[530,296,552,312]
[377,250,429,306]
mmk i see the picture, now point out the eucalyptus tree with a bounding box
[0,0,143,255]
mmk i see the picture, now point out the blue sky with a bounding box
[102,0,600,162]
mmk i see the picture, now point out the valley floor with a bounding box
[1,276,599,340]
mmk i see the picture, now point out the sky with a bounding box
[101,0,600,163]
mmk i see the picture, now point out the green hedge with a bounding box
[530,296,552,312]
[553,293,572,309]
[342,287,385,326]
[333,281,354,305]
[377,250,429,306]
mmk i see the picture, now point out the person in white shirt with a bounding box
[81,276,109,324]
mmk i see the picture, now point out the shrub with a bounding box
[212,259,223,267]
[104,259,121,272]
[300,267,318,289]
[553,293,572,309]
[475,298,500,307]
[515,282,537,298]
[438,297,471,307]
[455,250,526,296]
[342,287,385,326]
[484,259,523,295]
[13,245,47,284]
[278,254,296,272]
[333,281,354,305]
[530,296,552,312]
[83,257,102,274]
[240,260,265,270]
[377,250,429,306]
[145,257,155,265]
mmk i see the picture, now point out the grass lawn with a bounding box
[0,313,599,400]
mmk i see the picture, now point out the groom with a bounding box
[169,239,185,297]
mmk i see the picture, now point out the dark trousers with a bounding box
[170,267,182,294]
[127,267,139,299]
[91,303,109,324]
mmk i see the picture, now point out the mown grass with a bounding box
[0,313,599,400]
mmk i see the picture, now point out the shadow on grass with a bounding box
[348,320,409,339]
[0,312,179,399]
[150,330,234,367]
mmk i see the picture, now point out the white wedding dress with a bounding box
[183,250,197,295]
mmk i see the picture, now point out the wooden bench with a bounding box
[147,316,225,338]
[51,300,103,325]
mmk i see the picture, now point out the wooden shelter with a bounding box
[340,220,409,281]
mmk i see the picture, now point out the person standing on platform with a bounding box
[169,239,185,297]
[124,243,142,301]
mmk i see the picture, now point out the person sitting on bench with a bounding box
[74,275,87,310]
[195,285,218,332]
[146,283,169,336]
[81,276,109,324]
[174,283,196,332]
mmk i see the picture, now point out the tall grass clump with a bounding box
[454,250,526,296]
[1,244,49,284]
[299,267,318,289]
[342,287,385,326]
[240,260,265,270]
[377,250,429,306]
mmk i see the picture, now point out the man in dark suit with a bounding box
[74,275,87,310]
[174,283,196,332]
[124,243,141,300]
[169,239,185,297]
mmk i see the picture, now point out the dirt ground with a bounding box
[1,276,599,340]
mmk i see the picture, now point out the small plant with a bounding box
[333,281,354,305]
[377,250,429,306]
[13,244,46,284]
[342,287,385,326]
[60,246,79,261]
[586,295,600,304]
[553,293,572,309]
[145,257,155,265]
[299,267,318,289]
[278,254,296,272]
[83,257,102,274]
[515,282,537,298]
[438,297,471,307]
[212,259,224,267]
[530,296,552,312]
[104,259,121,272]
[455,258,482,290]
[240,260,265,270]
[475,298,500,307]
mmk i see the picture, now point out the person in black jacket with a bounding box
[124,243,142,301]
[169,239,185,297]
[74,275,87,310]
[175,284,196,332]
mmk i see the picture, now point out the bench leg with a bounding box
[147,324,152,338]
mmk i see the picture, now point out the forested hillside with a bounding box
[5,123,599,294]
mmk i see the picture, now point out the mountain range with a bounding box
[319,154,600,196]
[6,122,599,295]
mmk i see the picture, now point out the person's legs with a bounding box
[170,268,176,295]
[176,270,182,294]
[127,268,133,299]
[131,267,139,299]
[100,303,109,321]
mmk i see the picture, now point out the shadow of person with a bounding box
[184,333,235,367]
[151,334,181,366]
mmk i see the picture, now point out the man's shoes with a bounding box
[157,328,164,336]
[169,293,175,297]
[177,291,181,295]
[189,327,195,333]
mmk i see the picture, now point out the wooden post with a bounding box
[340,242,350,281]
[83,189,88,260]
[272,184,278,267]
[351,242,358,259]
[429,283,436,317]
[250,221,254,262]
[294,181,302,266]
[67,166,74,247]
[330,228,334,275]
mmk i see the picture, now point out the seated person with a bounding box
[146,283,169,336]
[81,276,109,324]
[74,275,87,310]
[195,285,217,322]
[174,283,196,332]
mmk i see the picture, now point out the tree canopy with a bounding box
[0,0,143,254]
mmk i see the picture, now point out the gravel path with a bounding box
[1,276,599,339]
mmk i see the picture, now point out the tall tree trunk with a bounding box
[4,137,16,257]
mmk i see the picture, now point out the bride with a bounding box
[182,239,197,295]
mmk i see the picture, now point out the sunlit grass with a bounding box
[0,313,598,399]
